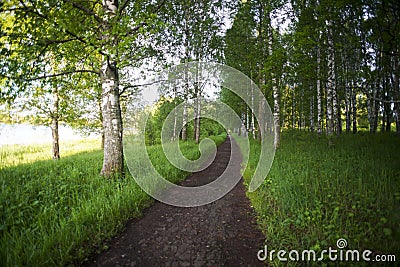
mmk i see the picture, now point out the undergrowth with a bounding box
[0,133,227,266]
[238,131,400,266]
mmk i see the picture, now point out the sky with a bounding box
[0,123,98,145]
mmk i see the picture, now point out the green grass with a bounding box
[0,139,102,168]
[0,133,227,266]
[238,131,400,266]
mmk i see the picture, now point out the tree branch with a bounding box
[118,0,130,15]
[40,38,78,46]
[125,0,166,36]
[18,0,107,56]
[119,79,167,96]
[64,0,104,24]
[126,22,148,36]
[2,69,100,82]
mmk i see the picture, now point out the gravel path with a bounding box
[85,137,265,267]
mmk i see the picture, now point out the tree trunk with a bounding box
[257,62,265,140]
[181,101,187,141]
[326,20,335,136]
[172,87,177,141]
[251,83,256,139]
[310,95,315,132]
[98,94,105,149]
[395,101,400,135]
[345,82,351,133]
[51,117,60,160]
[181,64,188,141]
[367,81,379,134]
[100,58,124,176]
[50,55,60,160]
[351,86,357,133]
[100,0,124,176]
[193,84,198,141]
[257,92,265,141]
[385,106,391,132]
[195,99,201,143]
[317,44,322,135]
[292,86,296,129]
[182,8,190,142]
[268,23,280,148]
[299,86,304,130]
[393,53,400,135]
[331,47,339,133]
[381,110,385,132]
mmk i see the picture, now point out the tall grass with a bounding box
[0,133,227,266]
[238,131,400,266]
[0,139,101,168]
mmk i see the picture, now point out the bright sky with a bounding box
[0,123,98,145]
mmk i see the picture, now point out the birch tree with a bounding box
[0,0,165,176]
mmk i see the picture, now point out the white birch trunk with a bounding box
[172,86,177,141]
[351,86,357,133]
[326,20,335,136]
[182,101,188,141]
[250,80,256,139]
[393,54,400,134]
[310,94,315,132]
[345,82,351,133]
[100,0,124,176]
[317,44,322,135]
[268,16,280,147]
[51,85,60,160]
[181,7,190,141]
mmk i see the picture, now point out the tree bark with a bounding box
[51,118,60,160]
[181,101,188,141]
[309,95,315,132]
[367,81,379,134]
[98,93,105,149]
[326,20,335,136]
[268,23,280,148]
[351,86,357,133]
[100,0,124,177]
[394,54,400,135]
[49,54,60,160]
[181,6,190,141]
[250,83,256,139]
[316,44,322,135]
[195,97,201,143]
[51,85,60,160]
[257,69,265,141]
[345,81,351,133]
[292,86,296,129]
[100,57,124,176]
[172,87,177,141]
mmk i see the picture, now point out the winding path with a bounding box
[86,137,265,267]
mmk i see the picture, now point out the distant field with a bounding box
[238,131,400,266]
[0,134,226,266]
[0,139,102,168]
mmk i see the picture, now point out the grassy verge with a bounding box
[0,133,227,266]
[237,131,400,266]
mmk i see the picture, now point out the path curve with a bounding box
[85,137,265,267]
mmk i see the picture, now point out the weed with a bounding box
[238,131,400,266]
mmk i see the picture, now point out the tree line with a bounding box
[0,0,228,177]
[222,0,399,146]
[1,0,399,177]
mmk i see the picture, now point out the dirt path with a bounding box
[85,137,265,267]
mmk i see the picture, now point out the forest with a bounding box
[0,0,399,266]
